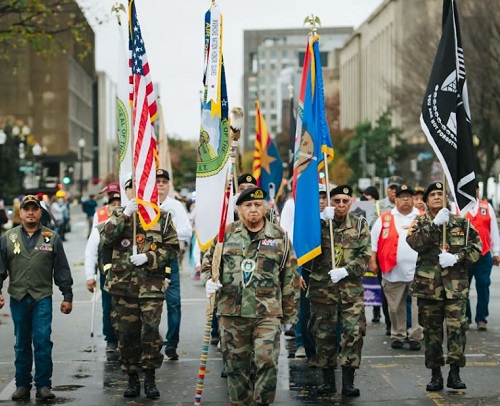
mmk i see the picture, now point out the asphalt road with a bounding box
[1,211,500,405]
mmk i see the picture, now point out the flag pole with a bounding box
[442,173,447,250]
[194,107,243,406]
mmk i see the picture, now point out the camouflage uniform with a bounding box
[201,219,300,405]
[102,207,179,372]
[406,212,482,369]
[305,214,371,370]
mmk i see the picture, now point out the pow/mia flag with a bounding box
[420,0,476,215]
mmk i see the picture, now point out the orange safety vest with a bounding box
[96,206,109,225]
[377,211,398,274]
[465,200,491,255]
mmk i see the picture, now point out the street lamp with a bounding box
[32,143,42,189]
[78,138,86,200]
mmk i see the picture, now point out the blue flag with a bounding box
[292,35,333,265]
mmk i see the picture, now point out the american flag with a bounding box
[128,0,160,229]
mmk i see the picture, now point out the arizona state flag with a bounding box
[253,100,283,200]
[420,0,476,214]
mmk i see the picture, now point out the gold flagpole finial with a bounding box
[303,14,321,35]
[111,3,127,26]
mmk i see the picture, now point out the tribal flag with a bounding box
[420,0,476,214]
[253,100,283,201]
[116,18,132,204]
[292,34,333,265]
[195,2,231,251]
[128,0,160,229]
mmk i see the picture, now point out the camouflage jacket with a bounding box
[201,219,300,324]
[102,207,179,299]
[406,212,482,300]
[304,214,371,304]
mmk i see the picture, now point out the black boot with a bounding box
[447,365,466,389]
[123,372,140,398]
[426,367,443,391]
[372,306,381,322]
[144,369,160,399]
[341,367,360,397]
[317,368,336,395]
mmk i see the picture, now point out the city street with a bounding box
[1,211,500,405]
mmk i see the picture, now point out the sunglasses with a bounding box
[332,198,350,204]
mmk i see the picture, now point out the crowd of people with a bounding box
[0,171,498,404]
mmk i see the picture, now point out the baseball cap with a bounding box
[20,195,42,209]
[156,169,170,180]
[388,175,404,187]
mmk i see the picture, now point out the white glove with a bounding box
[439,252,457,268]
[328,267,349,283]
[320,206,335,221]
[205,279,222,297]
[130,253,148,266]
[433,208,450,225]
[123,198,138,217]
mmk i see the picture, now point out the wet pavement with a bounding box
[1,211,500,405]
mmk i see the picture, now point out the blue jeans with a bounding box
[296,270,316,357]
[466,252,493,324]
[10,295,53,390]
[165,258,181,349]
[100,273,116,344]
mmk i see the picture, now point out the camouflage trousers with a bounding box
[309,301,366,369]
[111,295,164,372]
[219,316,281,405]
[417,298,467,369]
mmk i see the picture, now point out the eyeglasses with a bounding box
[332,198,350,204]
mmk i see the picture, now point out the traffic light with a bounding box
[63,165,74,184]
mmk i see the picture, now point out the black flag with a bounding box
[420,0,476,214]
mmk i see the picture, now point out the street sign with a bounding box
[19,166,35,173]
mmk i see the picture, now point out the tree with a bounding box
[0,0,98,60]
[391,0,500,185]
[168,137,197,191]
[344,110,408,185]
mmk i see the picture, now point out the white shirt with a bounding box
[84,226,100,281]
[160,196,192,242]
[279,198,295,244]
[371,206,420,283]
[467,200,500,256]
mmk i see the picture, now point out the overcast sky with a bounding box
[92,0,384,140]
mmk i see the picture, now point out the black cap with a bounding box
[363,186,379,200]
[236,187,267,205]
[20,195,42,209]
[237,173,257,186]
[395,184,414,197]
[414,186,425,195]
[156,169,170,180]
[124,178,133,189]
[388,175,404,187]
[423,181,444,202]
[330,184,353,198]
[107,192,121,203]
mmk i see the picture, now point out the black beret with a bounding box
[237,173,257,186]
[156,169,170,180]
[395,184,414,197]
[236,187,267,206]
[423,181,444,202]
[330,184,353,198]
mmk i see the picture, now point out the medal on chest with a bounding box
[241,240,261,288]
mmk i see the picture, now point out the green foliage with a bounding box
[168,137,197,190]
[0,0,94,60]
[344,110,408,183]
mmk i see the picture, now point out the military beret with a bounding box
[237,173,257,186]
[107,192,121,203]
[363,186,379,200]
[395,184,414,197]
[156,169,170,180]
[330,184,353,198]
[423,181,444,202]
[236,187,267,205]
